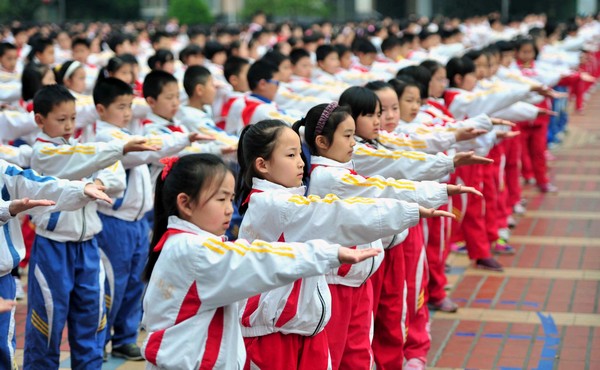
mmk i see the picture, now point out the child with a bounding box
[25,36,54,66]
[295,102,472,369]
[93,77,208,361]
[71,37,98,93]
[54,60,87,95]
[147,49,175,74]
[177,65,238,154]
[0,161,111,370]
[224,60,296,134]
[97,56,135,85]
[235,119,444,369]
[0,42,21,104]
[24,84,154,369]
[140,153,379,369]
[216,56,250,129]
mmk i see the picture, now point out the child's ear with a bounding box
[454,75,463,87]
[96,104,106,116]
[194,84,204,98]
[34,113,45,128]
[315,135,330,151]
[146,96,156,108]
[176,193,193,218]
[254,157,269,175]
[228,76,238,88]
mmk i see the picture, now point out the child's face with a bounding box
[293,56,313,79]
[376,88,400,132]
[231,64,250,92]
[112,64,134,84]
[98,94,133,128]
[258,127,305,188]
[358,52,376,67]
[457,72,477,92]
[399,86,422,123]
[516,44,535,64]
[212,51,227,66]
[339,51,352,70]
[185,54,204,66]
[37,45,55,65]
[278,60,293,83]
[318,116,356,163]
[72,44,90,64]
[148,82,180,120]
[199,76,217,105]
[355,103,381,141]
[429,68,447,98]
[473,55,489,80]
[318,52,340,75]
[186,172,235,236]
[162,61,176,75]
[64,68,86,94]
[500,51,514,67]
[35,101,76,140]
[0,49,18,72]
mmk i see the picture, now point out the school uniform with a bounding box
[239,178,420,370]
[141,216,345,369]
[224,93,297,135]
[309,155,447,369]
[24,133,127,369]
[0,160,94,370]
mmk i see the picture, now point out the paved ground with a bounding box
[12,91,600,369]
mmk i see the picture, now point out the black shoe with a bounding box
[111,343,143,361]
[475,258,504,272]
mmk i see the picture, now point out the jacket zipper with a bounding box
[362,256,376,286]
[311,284,326,336]
[78,206,87,242]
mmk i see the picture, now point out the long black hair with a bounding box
[292,103,352,156]
[143,153,231,282]
[235,120,302,215]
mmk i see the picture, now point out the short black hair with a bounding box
[183,65,211,97]
[107,33,128,53]
[316,45,336,62]
[147,49,174,70]
[150,31,169,46]
[71,37,90,49]
[93,77,133,107]
[33,84,76,117]
[396,65,431,99]
[247,60,278,91]
[203,41,227,61]
[0,42,16,57]
[289,48,310,65]
[381,36,401,53]
[261,50,289,68]
[224,56,250,82]
[179,44,203,64]
[142,70,178,99]
[351,37,377,54]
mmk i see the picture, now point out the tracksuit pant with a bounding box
[244,331,331,369]
[0,274,17,370]
[96,214,148,348]
[24,235,105,370]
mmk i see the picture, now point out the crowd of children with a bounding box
[0,10,599,370]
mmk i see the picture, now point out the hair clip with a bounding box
[315,102,339,135]
[160,156,179,180]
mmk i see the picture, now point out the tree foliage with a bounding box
[168,0,213,25]
[242,0,330,20]
[0,0,42,21]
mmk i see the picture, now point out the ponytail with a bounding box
[142,153,231,282]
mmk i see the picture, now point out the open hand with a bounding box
[189,133,216,142]
[455,127,488,142]
[124,138,159,153]
[338,246,381,264]
[9,198,56,216]
[447,184,483,197]
[496,130,520,139]
[220,145,238,155]
[419,206,456,219]
[490,118,516,127]
[453,151,494,167]
[84,183,113,204]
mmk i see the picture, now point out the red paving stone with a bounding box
[429,89,600,369]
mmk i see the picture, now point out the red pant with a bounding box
[325,282,373,370]
[519,122,549,186]
[450,165,491,260]
[402,224,430,363]
[483,146,501,243]
[504,132,522,208]
[244,331,330,370]
[425,206,452,304]
[370,242,406,370]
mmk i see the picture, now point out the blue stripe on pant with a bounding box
[24,235,105,370]
[96,214,149,347]
[0,274,16,370]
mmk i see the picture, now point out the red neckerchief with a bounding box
[153,228,194,252]
[241,189,264,207]
[425,99,456,120]
[309,163,359,176]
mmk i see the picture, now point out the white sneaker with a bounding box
[14,278,25,300]
[498,228,511,241]
[404,358,426,370]
[513,203,526,215]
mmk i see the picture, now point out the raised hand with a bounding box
[123,138,159,153]
[453,151,494,167]
[447,184,483,197]
[419,206,456,219]
[338,246,382,264]
[537,108,558,117]
[496,130,520,140]
[455,127,488,142]
[490,118,516,127]
[9,198,56,216]
[220,145,238,155]
[83,183,113,204]
[188,133,216,142]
